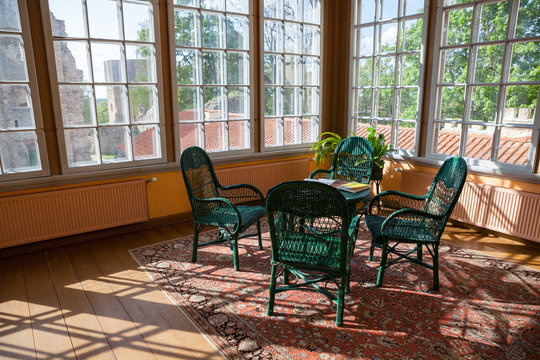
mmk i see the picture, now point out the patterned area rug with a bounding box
[129,223,540,360]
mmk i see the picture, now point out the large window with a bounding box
[173,0,252,154]
[0,0,47,179]
[428,0,539,171]
[43,0,164,172]
[350,0,427,154]
[262,0,322,149]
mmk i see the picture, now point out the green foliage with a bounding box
[310,132,343,166]
[366,126,394,168]
[97,100,109,124]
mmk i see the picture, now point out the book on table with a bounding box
[303,178,370,193]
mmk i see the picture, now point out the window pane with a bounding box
[205,121,226,151]
[379,22,397,54]
[179,123,203,152]
[178,87,201,121]
[92,42,126,83]
[264,0,282,19]
[0,85,35,129]
[354,88,373,117]
[202,12,225,48]
[264,20,283,52]
[176,49,200,84]
[204,86,226,120]
[228,87,249,119]
[284,87,301,115]
[357,27,375,57]
[227,0,249,14]
[509,41,540,82]
[474,44,504,83]
[227,15,248,50]
[123,1,154,42]
[201,0,224,11]
[284,0,301,21]
[302,116,318,142]
[379,0,399,20]
[265,87,281,116]
[229,121,249,149]
[0,35,28,81]
[59,85,96,127]
[402,18,422,51]
[227,52,248,85]
[202,50,224,84]
[503,85,538,125]
[497,127,531,165]
[378,56,395,87]
[132,124,160,160]
[100,126,131,163]
[284,55,301,85]
[445,7,473,45]
[355,58,373,87]
[439,86,465,120]
[87,0,122,40]
[400,54,420,86]
[0,131,41,173]
[477,1,509,42]
[65,128,100,167]
[264,117,281,147]
[303,25,320,55]
[354,119,371,137]
[304,56,320,86]
[441,48,469,84]
[53,41,91,83]
[174,9,199,47]
[396,121,415,150]
[174,0,197,5]
[283,117,301,144]
[304,0,321,24]
[465,124,494,160]
[264,54,283,85]
[303,87,319,115]
[403,0,424,16]
[284,23,302,54]
[129,85,158,123]
[515,0,540,39]
[126,44,156,83]
[399,88,418,119]
[469,86,499,122]
[377,88,394,118]
[432,122,461,156]
[95,85,129,124]
[48,0,86,37]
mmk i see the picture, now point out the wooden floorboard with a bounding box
[0,219,538,360]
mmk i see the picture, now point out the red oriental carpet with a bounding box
[129,222,540,359]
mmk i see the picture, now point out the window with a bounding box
[0,0,47,179]
[428,0,539,171]
[349,0,427,154]
[262,0,322,149]
[43,0,164,172]
[173,0,252,154]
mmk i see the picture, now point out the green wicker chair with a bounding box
[180,146,266,271]
[266,181,362,327]
[310,136,374,213]
[365,156,467,291]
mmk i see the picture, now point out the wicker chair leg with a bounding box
[191,224,203,262]
[336,279,345,327]
[232,233,240,271]
[376,244,389,287]
[344,271,351,293]
[417,244,423,261]
[368,242,375,261]
[256,220,263,250]
[433,245,439,291]
[267,265,278,316]
[283,268,290,284]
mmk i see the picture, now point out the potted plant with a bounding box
[311,127,394,180]
[366,126,394,181]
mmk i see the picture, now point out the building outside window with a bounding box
[428,0,539,172]
[173,0,252,154]
[262,0,322,150]
[349,0,427,155]
[0,0,48,179]
[42,0,164,172]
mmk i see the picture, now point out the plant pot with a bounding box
[371,162,384,181]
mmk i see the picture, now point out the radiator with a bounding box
[0,180,149,248]
[216,158,310,196]
[401,172,540,243]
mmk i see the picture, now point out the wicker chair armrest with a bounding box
[220,183,265,205]
[380,208,443,240]
[348,214,362,240]
[308,168,332,179]
[368,190,427,216]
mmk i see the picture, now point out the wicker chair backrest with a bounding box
[180,146,220,209]
[332,137,374,184]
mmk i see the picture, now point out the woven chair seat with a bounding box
[197,205,266,230]
[276,232,342,269]
[365,215,438,244]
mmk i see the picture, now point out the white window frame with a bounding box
[0,0,49,181]
[169,0,255,159]
[426,0,540,173]
[260,0,323,152]
[40,0,167,175]
[348,0,429,157]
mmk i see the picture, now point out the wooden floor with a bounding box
[0,220,539,360]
